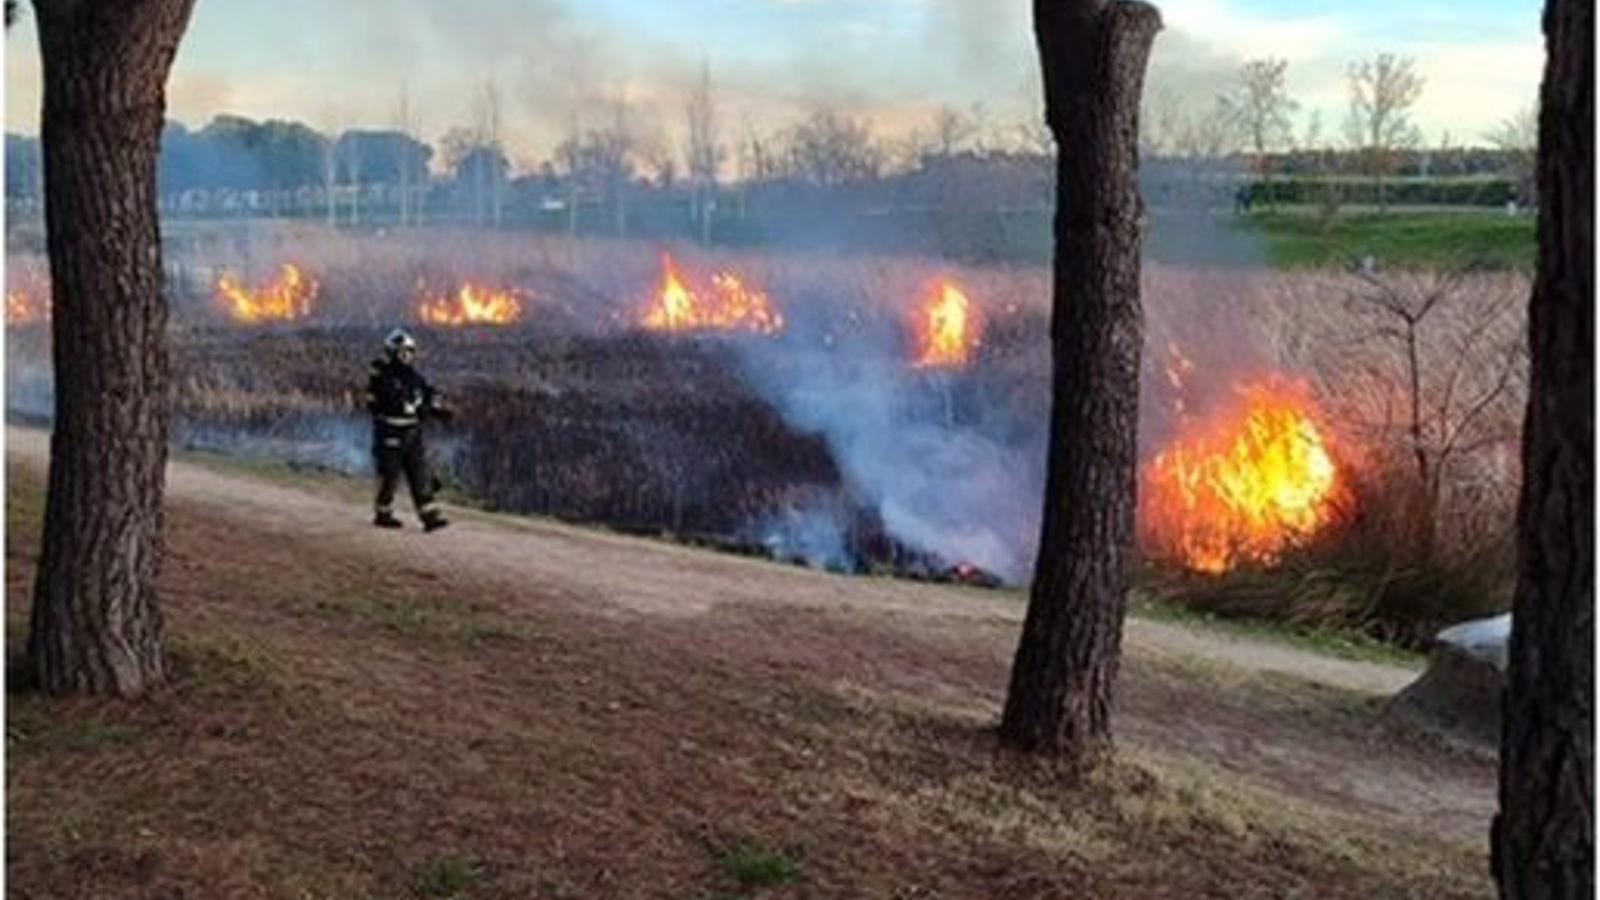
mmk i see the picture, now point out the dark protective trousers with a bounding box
[373,424,439,518]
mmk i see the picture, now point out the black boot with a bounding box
[421,510,450,532]
[374,511,403,529]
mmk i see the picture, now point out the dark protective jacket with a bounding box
[367,356,447,431]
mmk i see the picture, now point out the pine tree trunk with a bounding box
[1492,0,1593,895]
[27,0,196,697]
[998,0,1161,764]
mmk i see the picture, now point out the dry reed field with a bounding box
[5,226,1529,642]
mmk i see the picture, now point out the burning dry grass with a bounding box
[9,227,1530,641]
[910,277,982,368]
[1140,379,1352,574]
[151,227,1050,342]
[215,262,318,322]
[417,280,525,326]
[1181,267,1528,643]
[638,252,784,334]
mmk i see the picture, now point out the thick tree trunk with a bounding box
[27,0,197,697]
[999,0,1161,764]
[1492,0,1594,895]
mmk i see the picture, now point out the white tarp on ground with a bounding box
[1388,613,1512,752]
[1435,613,1512,671]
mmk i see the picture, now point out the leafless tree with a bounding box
[319,105,342,226]
[968,101,997,154]
[1487,105,1539,208]
[782,107,884,187]
[1299,110,1344,230]
[1175,96,1238,161]
[738,118,783,182]
[1152,94,1237,210]
[730,116,781,221]
[392,82,416,227]
[561,109,583,235]
[1322,268,1528,552]
[1221,58,1297,209]
[879,128,926,175]
[1344,53,1424,214]
[1013,116,1055,157]
[1139,84,1183,157]
[474,78,504,227]
[441,79,509,228]
[556,95,638,236]
[639,135,675,188]
[605,96,637,236]
[932,104,977,157]
[342,133,362,226]
[684,61,723,243]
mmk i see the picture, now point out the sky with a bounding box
[4,0,1545,169]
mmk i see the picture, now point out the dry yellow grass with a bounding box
[6,439,1496,899]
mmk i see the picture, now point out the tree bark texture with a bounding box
[27,0,197,696]
[999,0,1161,763]
[1492,0,1594,895]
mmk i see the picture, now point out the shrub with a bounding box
[417,856,486,898]
[716,841,801,889]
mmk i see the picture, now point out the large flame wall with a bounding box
[1140,381,1350,574]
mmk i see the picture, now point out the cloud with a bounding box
[1413,40,1543,138]
[5,18,42,132]
[1138,3,1542,141]
[4,0,1544,159]
[1160,0,1348,61]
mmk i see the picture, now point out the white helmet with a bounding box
[384,328,417,357]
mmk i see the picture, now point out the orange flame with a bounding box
[640,253,783,334]
[6,289,48,324]
[419,281,524,326]
[913,279,980,368]
[1141,381,1349,574]
[216,264,317,322]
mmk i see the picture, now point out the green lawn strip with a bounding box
[1240,209,1535,270]
[1129,590,1423,669]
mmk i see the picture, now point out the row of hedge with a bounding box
[1243,177,1522,208]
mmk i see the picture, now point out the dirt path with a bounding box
[7,426,1492,863]
[8,427,1418,696]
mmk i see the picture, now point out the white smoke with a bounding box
[733,326,1044,583]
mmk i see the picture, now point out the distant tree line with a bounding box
[1,52,1538,253]
[1145,51,1539,215]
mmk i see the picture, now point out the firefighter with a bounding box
[367,328,452,531]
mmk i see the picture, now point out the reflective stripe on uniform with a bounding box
[380,416,419,426]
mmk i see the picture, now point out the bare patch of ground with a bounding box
[5,428,1494,898]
